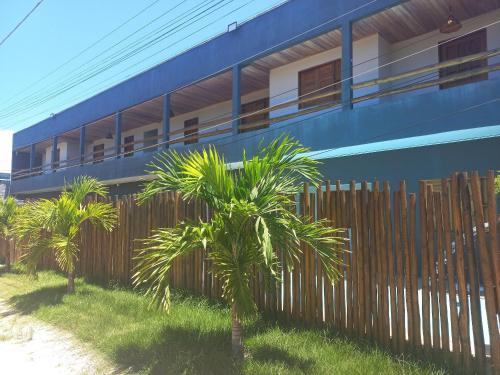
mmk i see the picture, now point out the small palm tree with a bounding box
[0,196,17,269]
[14,176,117,293]
[133,137,345,358]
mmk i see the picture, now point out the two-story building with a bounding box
[10,0,500,198]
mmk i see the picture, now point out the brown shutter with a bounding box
[184,117,199,145]
[240,98,269,133]
[124,135,134,157]
[299,59,341,109]
[439,29,487,89]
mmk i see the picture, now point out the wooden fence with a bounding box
[2,171,499,374]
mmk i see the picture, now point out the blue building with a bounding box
[10,0,500,198]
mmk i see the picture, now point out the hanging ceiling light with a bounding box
[440,6,462,34]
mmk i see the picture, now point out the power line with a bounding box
[0,0,373,128]
[7,13,497,141]
[0,0,44,48]
[0,0,256,130]
[0,0,220,119]
[20,94,500,179]
[1,0,165,107]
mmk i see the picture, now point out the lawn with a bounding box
[0,268,447,375]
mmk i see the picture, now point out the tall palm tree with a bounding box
[133,137,345,358]
[14,176,117,293]
[0,196,17,269]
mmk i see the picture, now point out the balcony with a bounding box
[10,0,500,194]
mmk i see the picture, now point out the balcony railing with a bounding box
[12,47,500,181]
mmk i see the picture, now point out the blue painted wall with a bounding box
[10,78,500,195]
[12,0,402,149]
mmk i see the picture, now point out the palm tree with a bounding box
[14,176,117,293]
[0,196,17,269]
[133,137,345,358]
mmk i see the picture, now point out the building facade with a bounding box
[10,0,500,198]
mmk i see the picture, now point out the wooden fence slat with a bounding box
[451,173,472,370]
[361,181,371,338]
[419,182,432,354]
[486,171,500,313]
[470,172,500,374]
[384,182,397,349]
[401,182,411,347]
[426,185,440,351]
[440,179,461,368]
[394,190,405,350]
[460,178,485,371]
[408,193,421,350]
[433,192,450,354]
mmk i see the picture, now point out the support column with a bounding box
[115,112,122,159]
[162,93,170,149]
[341,20,353,110]
[79,126,86,165]
[51,136,58,171]
[231,65,241,134]
[29,144,36,173]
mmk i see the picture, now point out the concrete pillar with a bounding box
[80,126,86,165]
[115,112,122,159]
[162,93,170,149]
[341,20,353,110]
[231,65,241,134]
[51,136,58,171]
[29,144,36,172]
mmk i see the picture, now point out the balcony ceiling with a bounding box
[355,0,500,43]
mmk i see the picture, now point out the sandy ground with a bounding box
[0,300,120,375]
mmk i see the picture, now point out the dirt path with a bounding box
[0,300,120,374]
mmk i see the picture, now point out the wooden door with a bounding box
[240,98,269,133]
[298,60,341,109]
[438,29,487,89]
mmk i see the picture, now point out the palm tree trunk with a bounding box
[67,271,75,293]
[231,303,243,359]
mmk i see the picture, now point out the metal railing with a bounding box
[12,47,500,181]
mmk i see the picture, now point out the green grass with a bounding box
[0,268,447,375]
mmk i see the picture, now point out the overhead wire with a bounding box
[0,0,228,120]
[0,0,44,47]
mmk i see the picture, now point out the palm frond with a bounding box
[138,147,234,209]
[79,201,117,231]
[65,176,108,204]
[133,223,210,311]
[0,196,17,238]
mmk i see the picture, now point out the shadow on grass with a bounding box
[113,322,315,375]
[113,325,238,375]
[251,344,314,372]
[8,285,67,314]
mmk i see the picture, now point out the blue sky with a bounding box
[0,0,286,135]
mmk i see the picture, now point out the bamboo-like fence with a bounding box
[1,171,499,374]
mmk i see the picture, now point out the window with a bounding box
[184,117,199,145]
[143,129,158,153]
[438,29,487,89]
[124,135,134,157]
[240,98,269,133]
[298,60,341,109]
[93,144,104,164]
